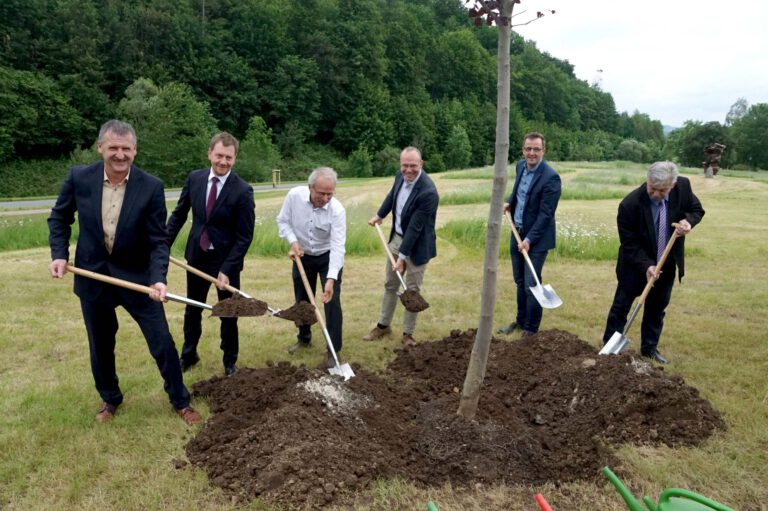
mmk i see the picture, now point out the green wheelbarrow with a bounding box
[603,467,735,511]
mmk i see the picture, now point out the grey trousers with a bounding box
[377,234,428,334]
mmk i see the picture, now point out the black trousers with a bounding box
[602,268,676,355]
[181,250,240,368]
[80,289,190,410]
[292,252,343,353]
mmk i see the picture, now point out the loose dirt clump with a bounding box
[212,294,269,317]
[400,289,430,312]
[273,301,317,326]
[185,329,725,509]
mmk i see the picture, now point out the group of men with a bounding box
[47,120,704,426]
[47,120,440,425]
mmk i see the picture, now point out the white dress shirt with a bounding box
[276,185,346,280]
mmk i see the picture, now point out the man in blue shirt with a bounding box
[498,132,561,337]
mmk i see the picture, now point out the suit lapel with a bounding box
[92,163,105,236]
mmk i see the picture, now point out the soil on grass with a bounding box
[273,301,317,327]
[400,289,430,312]
[212,294,269,317]
[185,329,725,509]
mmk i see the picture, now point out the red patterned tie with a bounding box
[657,200,667,264]
[199,177,219,251]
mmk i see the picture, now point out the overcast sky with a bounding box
[508,0,768,127]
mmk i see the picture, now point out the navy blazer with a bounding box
[507,159,561,252]
[48,162,170,300]
[615,176,704,292]
[377,171,439,266]
[166,168,255,277]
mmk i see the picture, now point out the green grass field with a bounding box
[1,162,767,510]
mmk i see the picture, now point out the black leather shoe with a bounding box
[288,341,310,354]
[497,322,520,335]
[224,364,237,376]
[643,350,669,364]
[180,354,200,372]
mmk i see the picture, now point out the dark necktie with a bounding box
[657,200,667,264]
[199,177,219,251]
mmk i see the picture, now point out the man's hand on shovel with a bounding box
[288,242,304,260]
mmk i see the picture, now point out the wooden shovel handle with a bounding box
[66,264,153,295]
[374,222,409,290]
[374,223,400,272]
[503,211,543,287]
[504,210,525,246]
[168,256,245,297]
[638,222,681,304]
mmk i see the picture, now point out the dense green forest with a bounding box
[1,0,765,197]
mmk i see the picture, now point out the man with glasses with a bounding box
[602,161,704,364]
[277,167,346,368]
[363,146,439,347]
[498,132,561,337]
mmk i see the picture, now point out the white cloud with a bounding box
[511,0,768,126]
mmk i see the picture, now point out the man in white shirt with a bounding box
[276,167,346,368]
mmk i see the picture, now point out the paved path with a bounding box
[0,183,295,216]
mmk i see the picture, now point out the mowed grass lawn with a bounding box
[0,163,766,510]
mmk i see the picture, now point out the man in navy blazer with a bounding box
[167,132,255,376]
[48,119,200,425]
[364,146,439,347]
[498,132,562,337]
[602,161,704,363]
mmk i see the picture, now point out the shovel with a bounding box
[504,211,563,309]
[600,224,681,355]
[373,223,429,312]
[168,257,317,324]
[169,256,271,314]
[65,264,213,311]
[293,256,355,380]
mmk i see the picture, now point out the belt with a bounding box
[514,224,524,232]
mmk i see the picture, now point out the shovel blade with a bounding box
[328,363,355,381]
[599,331,628,355]
[530,284,563,309]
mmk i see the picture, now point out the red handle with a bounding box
[534,493,553,511]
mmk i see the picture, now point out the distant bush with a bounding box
[0,158,69,197]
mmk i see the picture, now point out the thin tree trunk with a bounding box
[457,0,513,420]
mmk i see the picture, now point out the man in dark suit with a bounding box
[497,132,562,337]
[602,161,705,364]
[166,132,255,376]
[364,146,439,347]
[48,119,200,425]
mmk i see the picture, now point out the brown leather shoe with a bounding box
[325,351,338,369]
[363,325,392,341]
[402,333,416,347]
[521,330,535,338]
[176,406,202,426]
[95,402,118,423]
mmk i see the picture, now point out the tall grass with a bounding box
[0,215,76,251]
[439,217,619,261]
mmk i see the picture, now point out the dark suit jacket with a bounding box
[48,162,170,301]
[615,176,705,292]
[377,171,439,266]
[166,168,255,277]
[507,159,561,252]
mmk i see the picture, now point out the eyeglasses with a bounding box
[523,147,543,153]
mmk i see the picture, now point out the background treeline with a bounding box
[1,0,765,198]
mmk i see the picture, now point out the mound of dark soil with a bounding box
[185,329,725,509]
[212,294,268,317]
